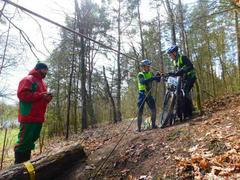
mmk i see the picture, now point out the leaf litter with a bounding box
[7,93,239,179]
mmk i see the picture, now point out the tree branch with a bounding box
[1,12,41,60]
[22,11,51,55]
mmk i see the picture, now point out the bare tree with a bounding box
[103,66,117,123]
[75,0,88,130]
[137,0,145,59]
[164,0,177,44]
[65,1,77,139]
[116,0,122,122]
[235,10,240,80]
[0,22,10,76]
[177,0,189,56]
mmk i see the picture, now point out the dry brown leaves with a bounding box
[114,142,157,167]
[176,147,240,179]
[176,95,240,179]
[203,92,240,114]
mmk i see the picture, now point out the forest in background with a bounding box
[0,0,240,139]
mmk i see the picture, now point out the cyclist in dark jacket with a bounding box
[137,59,161,132]
[167,45,196,119]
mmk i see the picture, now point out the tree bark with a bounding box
[156,5,166,105]
[103,66,117,123]
[235,11,240,81]
[165,0,177,44]
[74,62,80,133]
[195,80,203,115]
[56,61,63,135]
[178,0,189,56]
[66,2,77,139]
[86,42,96,128]
[0,144,86,180]
[80,34,87,130]
[75,0,88,130]
[137,0,145,59]
[116,0,122,122]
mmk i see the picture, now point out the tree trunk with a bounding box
[206,38,216,97]
[86,41,96,128]
[87,93,96,128]
[73,70,78,133]
[235,11,240,81]
[130,42,140,72]
[195,79,202,115]
[156,5,166,106]
[74,61,80,133]
[66,3,77,139]
[56,62,63,135]
[0,144,86,180]
[75,0,88,131]
[165,0,177,44]
[80,35,87,130]
[178,0,189,56]
[188,35,203,112]
[103,66,117,123]
[137,0,145,59]
[219,56,227,91]
[116,0,122,122]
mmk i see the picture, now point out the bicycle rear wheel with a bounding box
[160,92,175,128]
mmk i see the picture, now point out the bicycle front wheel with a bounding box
[160,92,175,128]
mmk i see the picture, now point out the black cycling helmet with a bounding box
[167,45,178,54]
[140,59,151,67]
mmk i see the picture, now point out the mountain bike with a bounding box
[160,74,185,128]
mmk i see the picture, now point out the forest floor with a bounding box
[53,93,240,179]
[2,93,240,179]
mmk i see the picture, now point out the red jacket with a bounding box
[17,68,50,123]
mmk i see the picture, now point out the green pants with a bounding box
[15,122,42,152]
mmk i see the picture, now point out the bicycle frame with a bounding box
[160,75,185,128]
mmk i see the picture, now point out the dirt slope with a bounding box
[50,93,240,179]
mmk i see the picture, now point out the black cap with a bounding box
[35,62,48,70]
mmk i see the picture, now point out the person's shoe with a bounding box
[14,151,22,164]
[14,151,31,164]
[14,151,27,164]
[152,125,158,129]
[135,128,141,133]
[185,116,192,121]
[25,150,31,161]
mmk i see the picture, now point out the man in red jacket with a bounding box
[14,62,52,164]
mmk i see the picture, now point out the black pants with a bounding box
[182,76,196,117]
[137,91,156,131]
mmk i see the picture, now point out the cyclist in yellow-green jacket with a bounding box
[137,59,161,132]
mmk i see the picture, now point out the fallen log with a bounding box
[0,143,86,180]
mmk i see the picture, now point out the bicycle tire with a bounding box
[177,89,185,121]
[160,92,175,128]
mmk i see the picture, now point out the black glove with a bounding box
[167,72,176,76]
[153,76,161,81]
[175,68,185,76]
[155,71,162,77]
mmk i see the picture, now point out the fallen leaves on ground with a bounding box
[176,99,240,179]
[4,93,240,179]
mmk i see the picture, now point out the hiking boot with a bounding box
[135,128,141,133]
[152,125,158,129]
[184,116,192,121]
[14,151,31,164]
